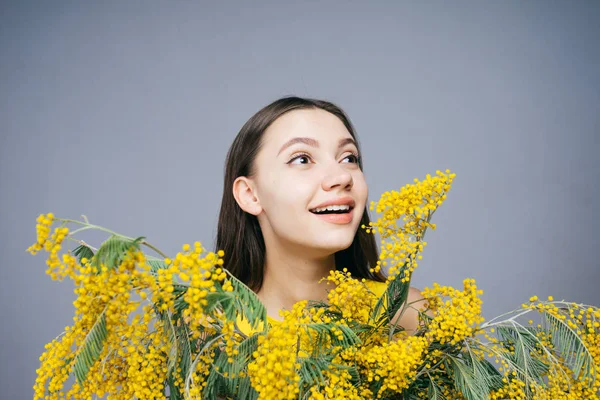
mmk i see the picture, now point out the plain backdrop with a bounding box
[1,1,599,397]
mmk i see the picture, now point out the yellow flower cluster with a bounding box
[67,344,125,398]
[29,212,244,399]
[324,269,377,323]
[171,243,231,337]
[34,328,76,398]
[43,227,71,279]
[519,298,600,399]
[155,263,177,311]
[542,364,600,399]
[309,367,371,399]
[222,320,241,364]
[27,213,74,281]
[27,213,55,254]
[30,165,599,400]
[354,336,428,397]
[366,170,455,282]
[248,302,304,399]
[481,296,600,399]
[186,344,216,398]
[33,249,161,399]
[421,278,484,345]
[122,320,168,399]
[304,274,430,398]
[489,377,527,400]
[583,320,600,395]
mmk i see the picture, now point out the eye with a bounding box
[288,153,312,165]
[341,152,361,164]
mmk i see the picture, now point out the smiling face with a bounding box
[245,108,368,258]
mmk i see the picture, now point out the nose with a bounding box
[321,164,353,192]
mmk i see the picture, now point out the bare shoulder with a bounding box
[407,286,427,304]
[393,286,431,335]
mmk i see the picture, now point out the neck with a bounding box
[256,247,335,321]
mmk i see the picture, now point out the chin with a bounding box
[310,235,355,254]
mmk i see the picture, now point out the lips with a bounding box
[311,207,354,224]
[309,197,355,213]
[309,197,356,224]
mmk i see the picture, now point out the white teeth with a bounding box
[312,205,350,213]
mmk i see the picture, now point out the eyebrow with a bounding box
[277,137,358,155]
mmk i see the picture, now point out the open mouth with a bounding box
[309,205,354,215]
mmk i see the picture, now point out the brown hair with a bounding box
[216,96,386,291]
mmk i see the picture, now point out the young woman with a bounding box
[216,96,427,334]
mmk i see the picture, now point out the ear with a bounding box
[232,176,262,216]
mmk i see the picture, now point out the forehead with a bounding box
[262,108,353,146]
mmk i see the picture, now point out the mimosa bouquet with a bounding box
[30,170,599,399]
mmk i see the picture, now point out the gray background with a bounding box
[1,1,599,397]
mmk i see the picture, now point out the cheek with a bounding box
[353,174,368,201]
[279,181,314,210]
[258,174,313,212]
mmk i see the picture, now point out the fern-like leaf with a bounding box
[298,357,330,390]
[475,331,548,398]
[72,243,94,264]
[177,323,193,386]
[225,271,267,331]
[146,257,168,275]
[496,324,549,392]
[447,354,490,400]
[73,310,108,384]
[462,344,504,394]
[426,377,447,400]
[235,333,260,363]
[370,274,410,328]
[303,322,361,349]
[542,310,596,383]
[91,235,145,272]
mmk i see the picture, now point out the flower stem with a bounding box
[59,218,134,240]
[60,217,169,259]
[140,240,168,259]
[481,308,533,328]
[66,236,99,252]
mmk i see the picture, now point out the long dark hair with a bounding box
[216,96,386,292]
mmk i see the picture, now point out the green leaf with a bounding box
[202,344,259,400]
[476,322,551,398]
[72,243,94,264]
[297,357,361,398]
[370,271,410,329]
[406,392,426,400]
[462,345,504,394]
[478,358,505,392]
[205,292,236,321]
[146,258,168,274]
[542,310,596,383]
[201,333,260,399]
[235,333,260,363]
[426,378,447,400]
[225,271,267,331]
[302,322,361,350]
[496,325,549,389]
[91,235,145,272]
[73,310,108,384]
[177,323,193,387]
[211,332,261,398]
[184,333,223,398]
[230,374,256,400]
[447,354,490,400]
[298,357,329,389]
[167,377,184,400]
